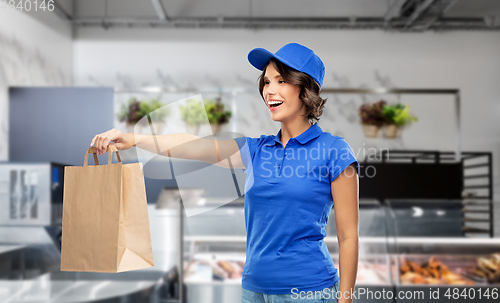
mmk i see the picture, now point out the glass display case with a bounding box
[386,198,500,303]
[178,197,500,303]
[182,198,393,303]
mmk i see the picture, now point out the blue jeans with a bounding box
[241,281,339,303]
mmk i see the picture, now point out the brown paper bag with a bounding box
[61,146,154,272]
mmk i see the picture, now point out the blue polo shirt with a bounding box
[233,122,359,294]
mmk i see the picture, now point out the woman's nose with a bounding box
[264,87,276,97]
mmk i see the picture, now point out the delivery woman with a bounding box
[91,42,359,303]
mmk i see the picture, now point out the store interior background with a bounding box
[1,0,500,302]
[2,0,499,222]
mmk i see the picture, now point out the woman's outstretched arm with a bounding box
[90,128,245,169]
[331,163,359,303]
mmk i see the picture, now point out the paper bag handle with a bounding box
[84,146,122,166]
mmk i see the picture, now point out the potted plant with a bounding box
[205,98,232,134]
[117,97,170,134]
[117,97,146,133]
[382,103,418,138]
[142,97,171,134]
[179,98,207,135]
[358,100,387,138]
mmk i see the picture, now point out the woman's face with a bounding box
[262,62,304,123]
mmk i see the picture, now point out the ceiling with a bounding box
[54,0,500,31]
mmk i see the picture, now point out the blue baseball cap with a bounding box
[248,42,325,89]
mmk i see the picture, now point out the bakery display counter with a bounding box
[393,238,500,285]
[183,236,391,284]
[182,236,394,303]
[389,237,500,302]
[178,198,500,303]
[384,198,500,302]
[181,199,393,303]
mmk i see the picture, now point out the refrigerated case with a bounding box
[385,198,500,303]
[178,197,500,303]
[182,198,394,303]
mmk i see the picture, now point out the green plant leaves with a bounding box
[359,101,418,128]
[179,98,232,126]
[179,98,207,126]
[204,98,232,125]
[117,96,171,124]
[383,103,418,127]
[118,97,233,127]
[358,100,387,126]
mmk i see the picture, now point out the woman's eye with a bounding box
[264,81,270,85]
[279,80,285,84]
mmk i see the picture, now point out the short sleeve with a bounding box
[233,136,262,173]
[328,137,359,183]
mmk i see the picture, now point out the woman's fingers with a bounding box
[101,133,116,153]
[96,135,105,155]
[93,131,108,155]
[90,129,134,155]
[90,129,123,155]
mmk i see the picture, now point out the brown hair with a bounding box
[257,57,327,125]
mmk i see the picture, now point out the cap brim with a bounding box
[247,48,276,71]
[248,47,300,75]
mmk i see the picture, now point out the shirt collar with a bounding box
[265,123,323,147]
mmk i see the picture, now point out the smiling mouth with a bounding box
[268,101,284,108]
